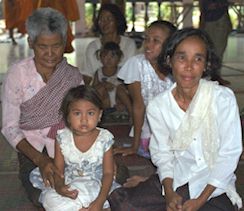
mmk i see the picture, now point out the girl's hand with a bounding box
[55,184,78,199]
[104,81,114,91]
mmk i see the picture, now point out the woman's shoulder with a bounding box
[118,54,145,82]
[213,82,237,105]
[5,57,36,81]
[86,38,101,51]
[123,54,145,64]
[148,85,174,107]
[8,57,34,72]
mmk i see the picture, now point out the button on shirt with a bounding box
[147,83,242,200]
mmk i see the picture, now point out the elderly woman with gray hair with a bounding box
[1,7,84,209]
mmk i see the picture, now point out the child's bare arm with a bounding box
[54,140,78,199]
[89,147,114,210]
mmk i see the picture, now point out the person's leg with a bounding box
[108,174,166,211]
[199,193,237,211]
[116,84,132,117]
[204,14,232,85]
[176,184,237,211]
[94,84,111,109]
[17,152,42,208]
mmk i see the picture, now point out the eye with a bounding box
[175,54,185,61]
[73,111,81,116]
[153,38,162,44]
[195,55,205,63]
[53,43,62,49]
[88,111,95,116]
[143,37,149,42]
[38,45,47,50]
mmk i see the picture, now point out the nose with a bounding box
[144,39,152,49]
[80,114,87,123]
[185,59,193,71]
[47,47,53,56]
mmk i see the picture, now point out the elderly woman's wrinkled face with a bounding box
[170,35,207,90]
[98,10,117,35]
[29,33,65,72]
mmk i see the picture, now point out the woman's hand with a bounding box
[113,146,137,156]
[165,191,183,211]
[79,199,103,211]
[182,199,202,211]
[123,175,148,187]
[55,183,78,199]
[37,154,63,188]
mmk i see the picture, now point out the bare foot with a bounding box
[123,175,148,188]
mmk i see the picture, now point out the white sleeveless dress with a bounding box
[30,127,120,211]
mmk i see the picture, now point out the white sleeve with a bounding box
[82,40,101,77]
[117,55,141,84]
[208,87,242,189]
[147,96,174,183]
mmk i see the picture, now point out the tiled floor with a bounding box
[0,32,243,210]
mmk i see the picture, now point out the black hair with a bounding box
[94,3,127,35]
[60,85,102,127]
[148,20,177,35]
[158,27,221,78]
[146,20,177,76]
[97,41,123,60]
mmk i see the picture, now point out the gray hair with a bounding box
[26,7,68,43]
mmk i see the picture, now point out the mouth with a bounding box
[45,59,56,64]
[145,49,152,53]
[181,76,194,82]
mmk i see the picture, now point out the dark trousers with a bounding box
[17,152,42,208]
[108,174,238,211]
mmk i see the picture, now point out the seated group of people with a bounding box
[1,4,243,211]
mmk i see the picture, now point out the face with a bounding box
[98,10,117,35]
[100,50,120,70]
[143,26,169,64]
[170,35,207,91]
[67,99,102,136]
[28,33,65,71]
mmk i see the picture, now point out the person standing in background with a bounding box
[83,3,137,85]
[199,0,232,86]
[75,0,89,37]
[3,0,35,44]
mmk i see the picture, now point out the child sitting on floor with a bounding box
[30,85,120,211]
[93,41,132,119]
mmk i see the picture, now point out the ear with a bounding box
[27,37,34,49]
[99,110,103,122]
[166,55,171,67]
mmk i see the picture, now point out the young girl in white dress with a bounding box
[30,85,120,211]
